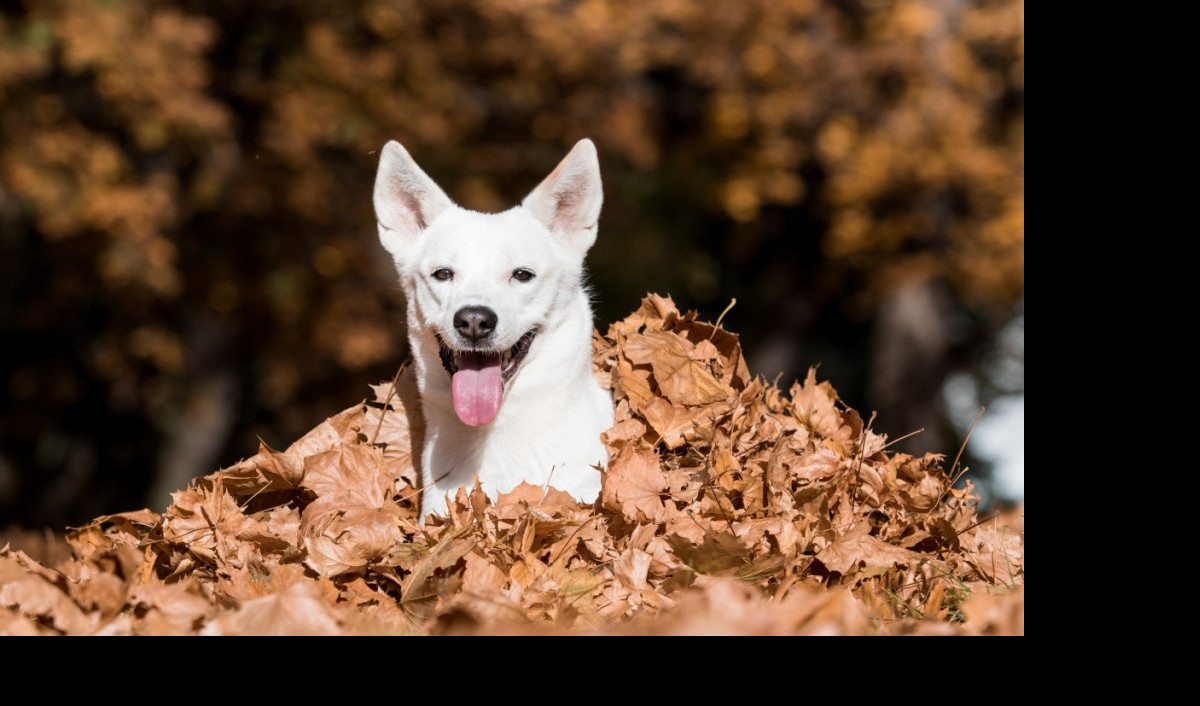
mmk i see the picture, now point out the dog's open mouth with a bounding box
[435,330,536,427]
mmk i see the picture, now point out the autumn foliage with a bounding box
[1,297,1022,635]
[0,0,1023,525]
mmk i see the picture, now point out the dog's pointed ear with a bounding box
[522,139,603,255]
[374,141,453,260]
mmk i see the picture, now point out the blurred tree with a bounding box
[0,0,1023,525]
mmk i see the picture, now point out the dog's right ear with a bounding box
[374,141,453,261]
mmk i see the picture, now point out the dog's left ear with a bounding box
[522,139,603,255]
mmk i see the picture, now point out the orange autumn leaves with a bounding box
[1,295,1022,635]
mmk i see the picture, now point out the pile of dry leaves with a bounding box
[1,295,1023,635]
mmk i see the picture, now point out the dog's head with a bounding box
[374,139,603,427]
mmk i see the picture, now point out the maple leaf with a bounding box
[614,358,656,411]
[614,548,653,591]
[790,368,844,437]
[641,397,697,449]
[0,294,1020,636]
[816,522,923,576]
[65,509,159,562]
[1,548,98,635]
[791,446,844,485]
[667,531,748,575]
[642,293,680,320]
[387,524,474,630]
[962,523,1023,584]
[625,331,732,406]
[302,506,404,578]
[363,367,423,489]
[673,321,752,390]
[299,443,408,577]
[217,405,366,495]
[163,483,263,564]
[960,586,1024,636]
[602,446,669,524]
[301,444,393,509]
[214,563,312,604]
[462,552,508,596]
[603,404,649,449]
[201,583,345,636]
[128,579,214,636]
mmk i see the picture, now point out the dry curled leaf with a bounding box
[300,444,405,577]
[201,583,344,636]
[602,446,669,524]
[624,331,732,406]
[1,295,1021,636]
[817,522,923,576]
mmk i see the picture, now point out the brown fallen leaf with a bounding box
[303,506,404,578]
[0,607,48,636]
[614,358,656,411]
[1,549,97,635]
[162,481,276,565]
[300,443,406,577]
[641,397,696,449]
[960,585,1024,636]
[201,583,345,636]
[624,331,732,406]
[602,446,669,524]
[816,522,923,576]
[791,368,845,438]
[129,579,214,636]
[0,294,1021,636]
[962,523,1023,585]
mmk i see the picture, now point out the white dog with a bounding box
[374,139,614,513]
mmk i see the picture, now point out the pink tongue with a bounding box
[451,353,504,426]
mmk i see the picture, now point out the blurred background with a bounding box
[0,0,1023,528]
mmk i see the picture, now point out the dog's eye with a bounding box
[511,268,535,283]
[432,268,454,282]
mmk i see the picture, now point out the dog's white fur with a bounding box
[374,139,613,513]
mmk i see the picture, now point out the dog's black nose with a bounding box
[454,305,498,343]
